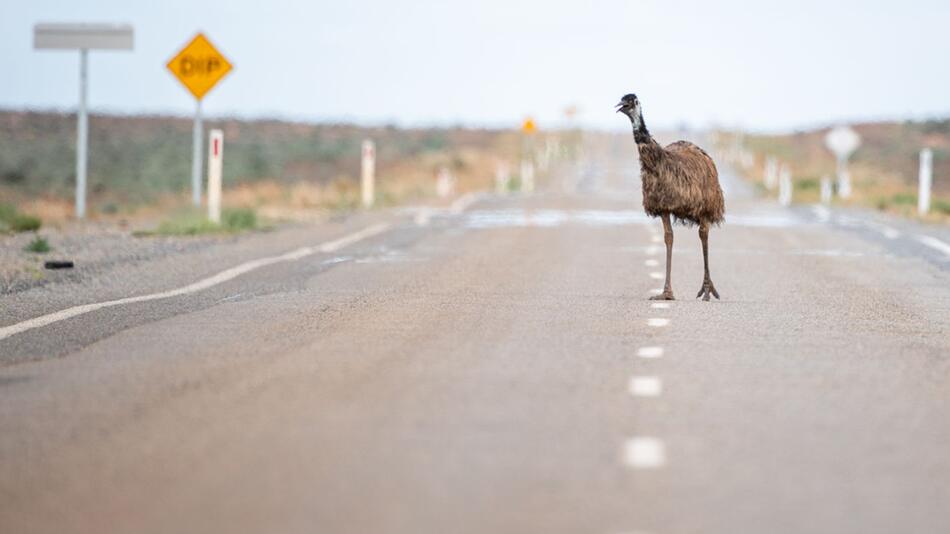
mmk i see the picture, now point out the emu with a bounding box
[616,93,725,301]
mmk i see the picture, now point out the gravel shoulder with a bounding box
[0,210,403,328]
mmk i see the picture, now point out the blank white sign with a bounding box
[34,23,133,50]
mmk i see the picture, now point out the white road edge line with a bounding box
[0,223,392,342]
[623,437,666,468]
[414,208,433,226]
[916,234,950,257]
[450,191,485,214]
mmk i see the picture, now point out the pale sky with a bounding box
[2,0,949,131]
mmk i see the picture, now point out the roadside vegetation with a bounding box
[728,119,950,222]
[23,235,50,253]
[0,111,522,223]
[0,203,42,233]
[138,207,260,237]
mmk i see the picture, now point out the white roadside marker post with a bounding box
[918,148,933,216]
[33,23,134,219]
[778,165,793,207]
[820,175,833,205]
[361,139,376,208]
[207,129,223,224]
[764,156,778,190]
[436,167,454,198]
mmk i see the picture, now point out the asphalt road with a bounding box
[2,135,950,534]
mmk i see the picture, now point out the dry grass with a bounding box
[725,123,950,223]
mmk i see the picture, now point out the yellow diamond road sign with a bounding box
[166,33,232,100]
[522,117,537,134]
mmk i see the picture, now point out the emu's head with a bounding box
[615,93,643,128]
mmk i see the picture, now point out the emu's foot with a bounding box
[696,279,720,301]
[650,290,675,301]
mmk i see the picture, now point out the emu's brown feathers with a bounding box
[638,138,725,226]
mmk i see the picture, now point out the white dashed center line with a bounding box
[648,272,664,280]
[650,302,670,309]
[637,346,664,358]
[644,259,659,267]
[650,235,662,243]
[629,376,662,397]
[647,318,670,327]
[623,437,667,469]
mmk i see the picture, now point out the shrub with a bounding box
[11,214,41,232]
[0,203,42,233]
[797,178,820,191]
[24,236,50,253]
[892,192,916,206]
[221,208,257,232]
[148,207,258,236]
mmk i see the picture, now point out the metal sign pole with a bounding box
[35,23,134,219]
[76,48,89,219]
[191,99,203,207]
[836,156,852,199]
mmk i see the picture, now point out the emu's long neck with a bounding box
[628,110,663,172]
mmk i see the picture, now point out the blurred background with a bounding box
[1,0,949,234]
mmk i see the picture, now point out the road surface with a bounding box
[2,134,950,534]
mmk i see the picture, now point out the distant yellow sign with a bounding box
[522,117,537,134]
[166,33,232,100]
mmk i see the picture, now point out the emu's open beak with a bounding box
[615,102,626,113]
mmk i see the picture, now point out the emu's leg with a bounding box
[696,222,720,301]
[650,213,675,300]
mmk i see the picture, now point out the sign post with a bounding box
[521,117,537,194]
[825,126,861,199]
[34,23,134,219]
[207,129,224,224]
[520,160,535,193]
[495,162,510,194]
[361,140,376,208]
[167,33,233,207]
[193,100,203,208]
[820,175,833,205]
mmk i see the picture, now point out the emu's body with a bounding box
[617,93,725,300]
[638,139,724,225]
